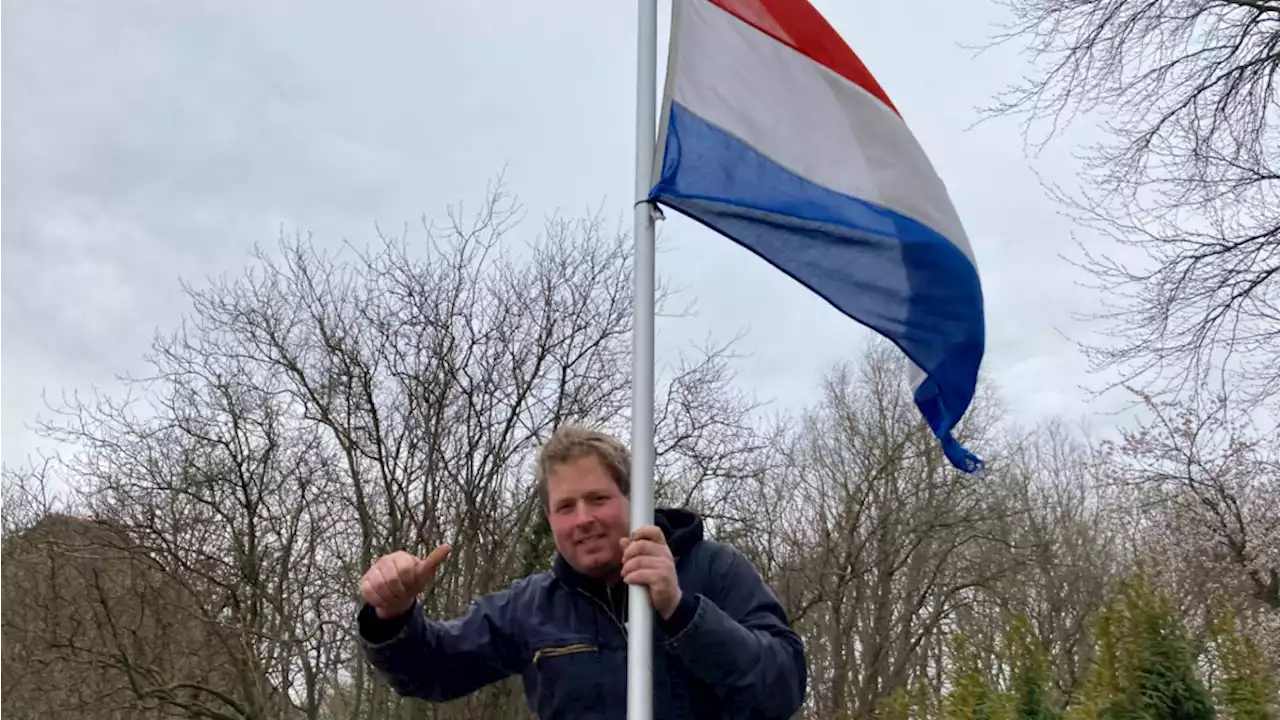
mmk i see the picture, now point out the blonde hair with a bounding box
[535,424,631,509]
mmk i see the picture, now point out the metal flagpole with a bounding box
[627,0,658,717]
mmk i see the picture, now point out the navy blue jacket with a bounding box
[358,508,807,719]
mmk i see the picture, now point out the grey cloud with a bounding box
[2,0,1123,467]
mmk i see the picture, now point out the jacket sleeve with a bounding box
[358,587,525,702]
[662,546,807,718]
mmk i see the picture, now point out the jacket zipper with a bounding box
[574,587,628,639]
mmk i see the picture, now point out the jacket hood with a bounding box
[652,507,704,557]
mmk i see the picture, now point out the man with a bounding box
[357,424,807,719]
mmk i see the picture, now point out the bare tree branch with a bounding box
[980,0,1280,401]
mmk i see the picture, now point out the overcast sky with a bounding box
[2,0,1129,469]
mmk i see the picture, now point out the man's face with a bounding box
[544,455,630,579]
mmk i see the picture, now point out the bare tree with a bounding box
[13,179,766,720]
[31,350,346,718]
[983,419,1124,700]
[985,0,1280,401]
[743,342,1022,719]
[1095,388,1280,616]
[2,513,246,719]
[1,460,74,537]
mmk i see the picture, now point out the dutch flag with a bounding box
[649,0,986,472]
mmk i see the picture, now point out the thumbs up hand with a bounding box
[360,544,452,620]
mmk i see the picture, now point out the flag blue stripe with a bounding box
[650,102,985,471]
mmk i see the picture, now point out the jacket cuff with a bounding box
[659,593,700,637]
[358,601,415,645]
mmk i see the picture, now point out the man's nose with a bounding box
[571,504,595,527]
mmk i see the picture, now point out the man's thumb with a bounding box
[415,543,452,586]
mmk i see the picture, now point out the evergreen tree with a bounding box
[1005,615,1060,720]
[1207,596,1277,720]
[946,634,1013,720]
[1062,672,1104,720]
[879,686,915,720]
[517,513,556,576]
[1077,573,1216,720]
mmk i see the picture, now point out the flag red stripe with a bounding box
[706,0,899,116]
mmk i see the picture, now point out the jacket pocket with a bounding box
[533,642,598,664]
[528,639,611,717]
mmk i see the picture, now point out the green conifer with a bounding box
[1207,595,1277,720]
